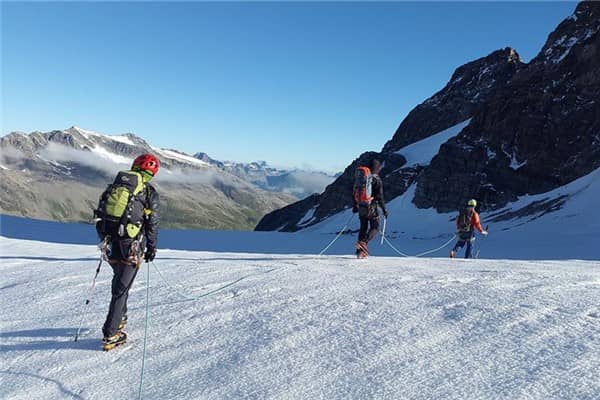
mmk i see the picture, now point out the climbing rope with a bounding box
[151,261,257,301]
[136,261,284,398]
[138,262,151,400]
[413,235,457,257]
[382,234,457,258]
[382,236,411,257]
[318,213,355,256]
[152,263,251,301]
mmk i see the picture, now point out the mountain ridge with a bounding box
[257,1,599,232]
[0,126,313,230]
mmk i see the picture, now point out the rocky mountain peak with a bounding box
[382,47,524,153]
[448,47,522,86]
[535,1,600,65]
[193,152,213,163]
[413,1,600,212]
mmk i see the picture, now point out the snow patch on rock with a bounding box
[395,119,471,167]
[157,149,210,167]
[108,135,135,146]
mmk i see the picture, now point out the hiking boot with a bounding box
[102,331,127,351]
[449,251,456,258]
[118,316,128,330]
[355,241,369,259]
[357,241,369,254]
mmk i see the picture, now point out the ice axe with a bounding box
[380,216,387,245]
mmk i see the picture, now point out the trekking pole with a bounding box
[380,217,387,245]
[74,239,108,342]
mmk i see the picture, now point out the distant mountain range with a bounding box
[257,1,600,232]
[193,152,338,199]
[0,126,335,230]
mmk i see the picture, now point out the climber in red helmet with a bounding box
[94,154,161,350]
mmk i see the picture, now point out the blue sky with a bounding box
[2,2,576,172]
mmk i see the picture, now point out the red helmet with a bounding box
[132,154,160,176]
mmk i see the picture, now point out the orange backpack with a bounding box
[353,166,373,207]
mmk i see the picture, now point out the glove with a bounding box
[383,209,389,218]
[144,247,156,262]
[352,204,359,214]
[482,230,488,236]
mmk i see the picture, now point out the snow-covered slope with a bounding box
[1,236,598,400]
[301,166,600,260]
[395,119,471,167]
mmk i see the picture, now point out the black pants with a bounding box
[452,231,474,259]
[452,239,474,259]
[358,216,380,243]
[102,262,139,337]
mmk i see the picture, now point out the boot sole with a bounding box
[102,340,127,351]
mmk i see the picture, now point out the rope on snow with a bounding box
[382,235,411,257]
[383,234,457,258]
[413,235,457,257]
[151,261,285,303]
[318,213,355,256]
[138,262,151,400]
[151,261,251,302]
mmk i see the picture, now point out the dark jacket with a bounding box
[142,184,160,251]
[371,174,386,214]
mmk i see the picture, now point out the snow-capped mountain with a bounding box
[193,153,337,199]
[0,126,296,230]
[257,1,600,233]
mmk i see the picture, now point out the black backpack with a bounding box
[94,170,147,239]
[457,207,474,232]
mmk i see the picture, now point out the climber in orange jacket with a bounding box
[450,199,488,259]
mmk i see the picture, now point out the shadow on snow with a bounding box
[0,327,98,352]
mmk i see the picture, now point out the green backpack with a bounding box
[95,170,147,239]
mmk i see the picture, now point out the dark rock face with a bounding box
[414,1,600,212]
[382,47,523,153]
[255,194,320,231]
[194,152,224,168]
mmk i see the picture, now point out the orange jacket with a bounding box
[456,210,484,233]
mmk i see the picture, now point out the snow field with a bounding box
[1,237,599,399]
[394,119,471,167]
